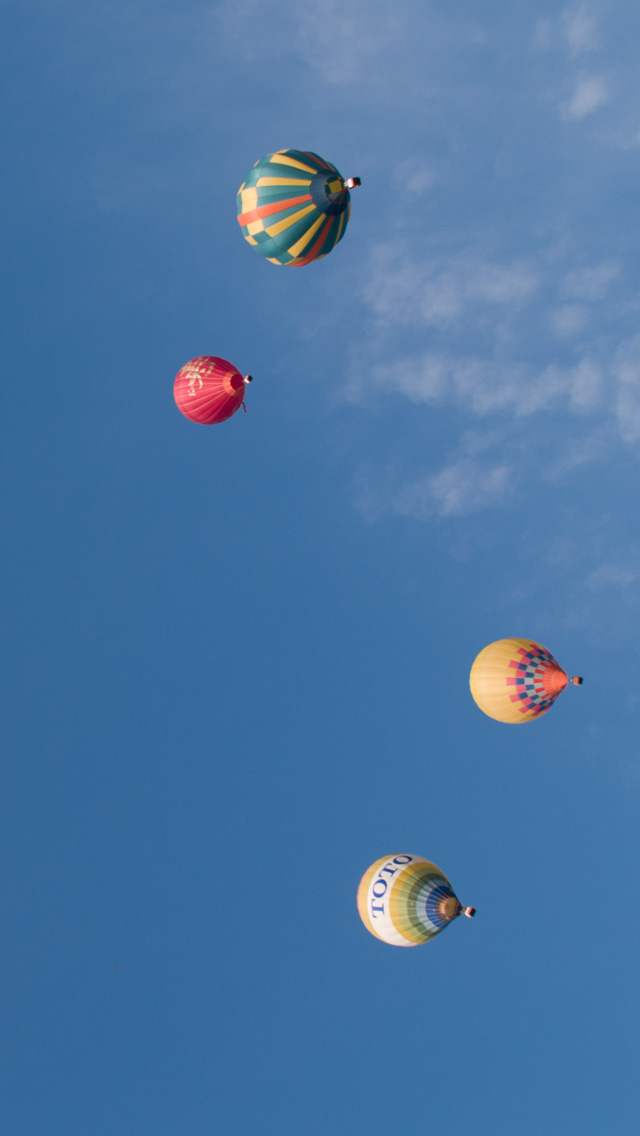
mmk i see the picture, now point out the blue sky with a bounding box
[3,1,640,1132]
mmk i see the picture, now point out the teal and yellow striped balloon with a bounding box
[236,150,360,266]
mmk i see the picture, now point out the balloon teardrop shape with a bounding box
[469,638,582,724]
[357,854,474,947]
[173,357,252,425]
[236,150,360,266]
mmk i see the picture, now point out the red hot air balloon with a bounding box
[173,357,252,425]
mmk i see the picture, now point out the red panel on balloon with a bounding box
[173,356,248,425]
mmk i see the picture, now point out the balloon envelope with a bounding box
[173,357,250,425]
[469,638,578,724]
[236,150,357,266]
[357,854,473,947]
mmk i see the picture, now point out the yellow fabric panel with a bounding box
[265,203,316,237]
[271,153,318,174]
[334,210,346,244]
[470,638,551,724]
[240,188,258,213]
[356,856,389,941]
[389,860,441,943]
[256,176,312,187]
[246,235,258,246]
[246,218,265,236]
[287,212,325,257]
[327,177,342,193]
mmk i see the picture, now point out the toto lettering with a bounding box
[369,855,413,918]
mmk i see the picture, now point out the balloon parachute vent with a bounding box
[542,667,568,696]
[570,676,583,685]
[462,906,476,918]
[345,177,361,189]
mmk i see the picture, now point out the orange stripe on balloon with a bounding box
[237,194,313,227]
[296,215,333,265]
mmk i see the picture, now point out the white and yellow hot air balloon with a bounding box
[470,638,582,724]
[357,854,475,947]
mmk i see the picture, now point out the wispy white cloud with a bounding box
[352,238,634,457]
[363,245,539,330]
[347,230,636,530]
[562,74,609,119]
[469,261,540,304]
[393,158,436,198]
[614,334,640,443]
[401,460,512,518]
[551,304,588,338]
[569,357,602,412]
[294,0,400,84]
[355,457,513,522]
[546,426,611,478]
[563,5,599,58]
[364,349,603,419]
[533,19,554,51]
[563,261,619,300]
[534,6,598,59]
[586,563,638,590]
[214,0,409,84]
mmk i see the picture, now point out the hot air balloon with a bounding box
[236,150,360,266]
[357,854,475,947]
[173,357,252,425]
[469,638,583,724]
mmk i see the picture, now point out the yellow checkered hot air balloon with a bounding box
[470,638,582,724]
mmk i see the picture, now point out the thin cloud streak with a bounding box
[355,458,513,521]
[563,261,619,301]
[400,460,512,518]
[586,563,638,591]
[362,245,539,330]
[363,351,602,419]
[614,334,640,444]
[562,74,609,119]
[563,5,599,59]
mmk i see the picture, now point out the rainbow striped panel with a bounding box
[236,150,353,266]
[357,854,464,947]
[469,638,568,724]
